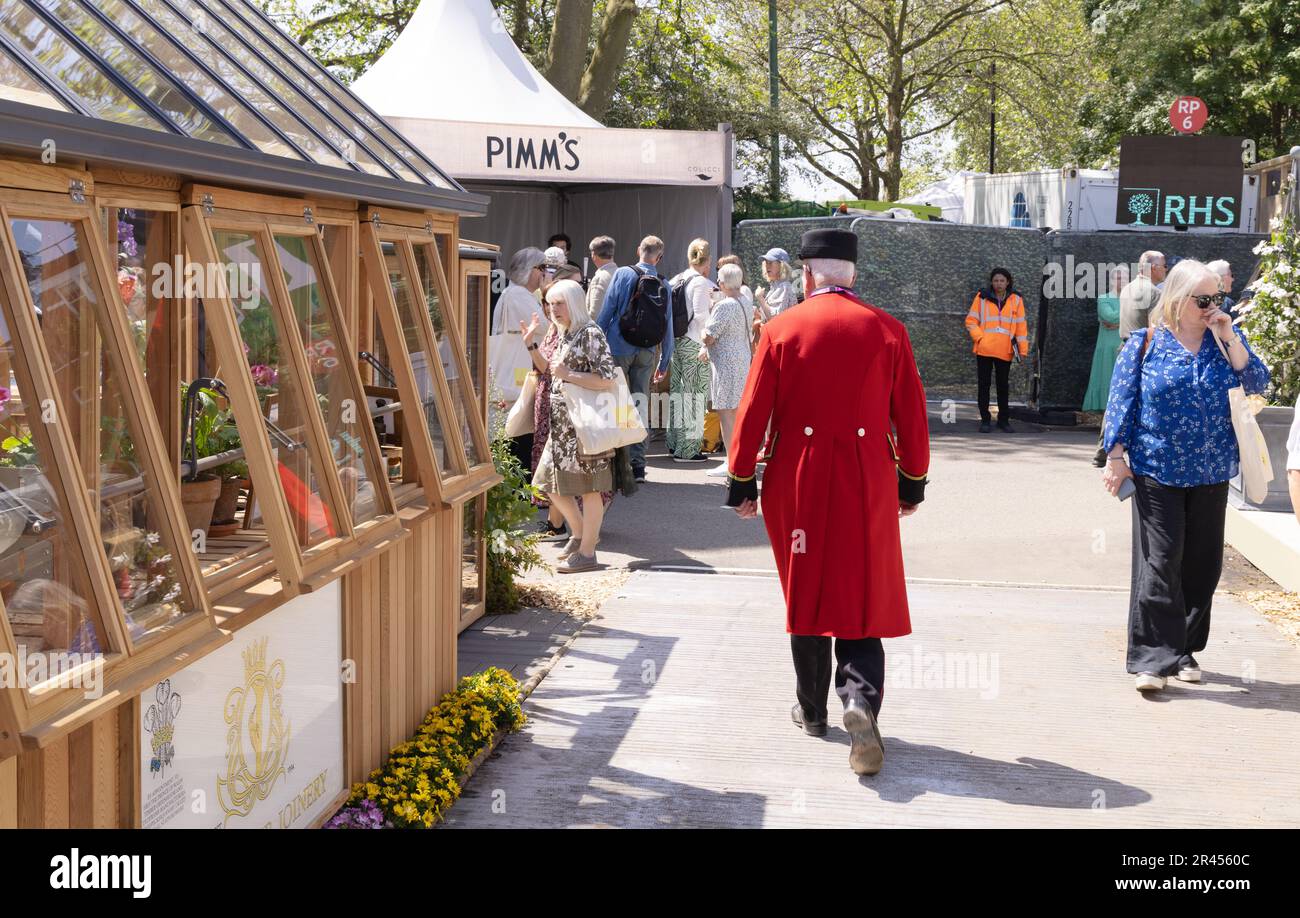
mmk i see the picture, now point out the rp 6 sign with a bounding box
[1169,96,1208,133]
[1116,135,1245,229]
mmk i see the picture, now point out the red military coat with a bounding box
[728,289,930,639]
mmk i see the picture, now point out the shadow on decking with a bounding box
[456,621,769,828]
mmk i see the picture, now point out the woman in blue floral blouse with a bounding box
[1101,259,1269,694]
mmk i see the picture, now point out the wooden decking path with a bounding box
[445,570,1300,828]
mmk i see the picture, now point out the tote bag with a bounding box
[1215,333,1273,503]
[488,332,531,401]
[505,370,538,438]
[563,366,647,455]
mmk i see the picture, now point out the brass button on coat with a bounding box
[804,426,813,436]
[857,428,865,436]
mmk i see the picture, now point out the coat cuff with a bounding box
[898,468,928,506]
[725,472,759,507]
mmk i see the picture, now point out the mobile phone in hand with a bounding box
[1117,477,1136,501]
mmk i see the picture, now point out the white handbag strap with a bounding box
[1211,328,1235,367]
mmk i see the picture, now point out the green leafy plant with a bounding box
[1239,203,1300,405]
[0,434,38,468]
[485,433,546,614]
[181,385,246,480]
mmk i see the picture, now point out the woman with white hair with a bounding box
[1102,259,1269,693]
[521,279,619,573]
[701,263,753,477]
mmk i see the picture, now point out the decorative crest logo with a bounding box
[143,679,182,778]
[217,637,290,825]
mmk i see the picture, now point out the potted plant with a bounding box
[179,383,241,537]
[484,409,545,613]
[1237,203,1300,511]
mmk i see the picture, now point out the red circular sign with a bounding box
[1169,96,1208,133]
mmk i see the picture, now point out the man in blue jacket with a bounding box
[597,235,675,483]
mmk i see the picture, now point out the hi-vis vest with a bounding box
[965,291,1028,360]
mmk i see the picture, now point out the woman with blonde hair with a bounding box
[667,238,716,462]
[521,279,619,573]
[1102,259,1269,692]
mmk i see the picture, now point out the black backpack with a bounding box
[670,275,692,339]
[619,267,669,348]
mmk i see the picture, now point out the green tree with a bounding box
[1078,0,1300,165]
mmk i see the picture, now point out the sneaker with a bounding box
[633,470,647,484]
[557,551,598,573]
[842,699,884,775]
[997,421,1015,433]
[705,464,729,477]
[672,453,710,463]
[1176,659,1202,683]
[557,536,582,560]
[978,421,992,433]
[1134,672,1166,692]
[537,521,569,543]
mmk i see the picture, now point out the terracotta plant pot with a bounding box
[208,476,243,536]
[179,474,221,538]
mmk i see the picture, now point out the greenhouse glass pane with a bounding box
[201,0,432,185]
[0,0,166,131]
[21,0,237,145]
[0,44,67,110]
[84,0,301,161]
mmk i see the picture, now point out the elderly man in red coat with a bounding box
[726,228,930,776]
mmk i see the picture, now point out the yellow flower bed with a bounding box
[346,667,526,828]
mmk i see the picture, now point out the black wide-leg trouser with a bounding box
[791,635,885,721]
[976,355,1011,423]
[1128,476,1229,676]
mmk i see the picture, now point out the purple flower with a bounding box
[323,799,389,829]
[117,220,138,259]
[249,364,278,388]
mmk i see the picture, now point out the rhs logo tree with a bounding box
[1127,193,1155,226]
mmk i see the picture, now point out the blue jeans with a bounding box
[615,348,656,473]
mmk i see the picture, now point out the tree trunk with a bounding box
[543,0,595,101]
[577,0,640,121]
[510,0,531,53]
[882,46,905,201]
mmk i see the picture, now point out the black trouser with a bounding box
[976,355,1011,424]
[508,433,534,482]
[791,635,885,721]
[1127,476,1229,676]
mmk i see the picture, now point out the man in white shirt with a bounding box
[585,235,618,319]
[1288,391,1300,527]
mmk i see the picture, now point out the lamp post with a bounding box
[988,61,997,174]
[769,0,780,200]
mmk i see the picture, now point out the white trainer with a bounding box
[1176,663,1202,683]
[706,464,729,477]
[1134,672,1166,692]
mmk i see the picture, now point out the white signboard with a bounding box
[394,118,730,187]
[140,581,344,829]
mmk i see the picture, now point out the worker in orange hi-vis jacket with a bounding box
[725,228,930,777]
[964,267,1028,433]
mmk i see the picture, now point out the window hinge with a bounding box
[424,219,433,234]
[68,179,86,204]
[201,193,215,216]
[303,206,314,225]
[370,211,382,228]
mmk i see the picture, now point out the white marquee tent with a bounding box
[354,0,734,276]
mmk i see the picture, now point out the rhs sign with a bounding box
[1116,135,1246,229]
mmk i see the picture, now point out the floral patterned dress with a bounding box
[534,323,618,496]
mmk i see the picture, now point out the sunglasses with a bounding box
[1190,292,1226,310]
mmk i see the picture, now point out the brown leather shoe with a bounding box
[843,699,884,775]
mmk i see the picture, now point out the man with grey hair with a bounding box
[1206,259,1237,317]
[598,235,675,482]
[727,228,930,776]
[586,235,618,319]
[1119,250,1166,340]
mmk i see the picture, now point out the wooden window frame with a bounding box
[181,206,402,596]
[0,191,224,752]
[359,221,498,508]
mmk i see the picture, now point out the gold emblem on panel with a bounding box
[217,637,290,825]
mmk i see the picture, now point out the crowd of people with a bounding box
[490,232,807,573]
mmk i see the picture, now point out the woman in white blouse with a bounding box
[667,238,716,462]
[492,246,549,475]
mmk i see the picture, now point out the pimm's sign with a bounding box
[1116,135,1245,229]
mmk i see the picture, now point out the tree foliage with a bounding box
[1078,0,1300,165]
